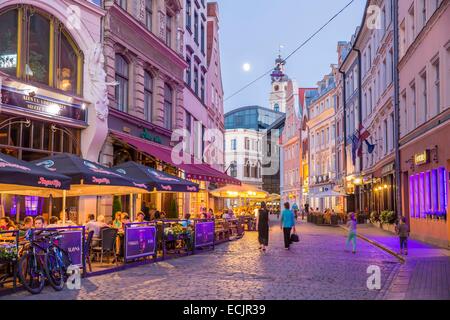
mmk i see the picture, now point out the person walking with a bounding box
[345,212,357,254]
[257,202,269,252]
[396,217,410,255]
[280,202,296,250]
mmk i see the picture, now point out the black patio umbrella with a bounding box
[0,152,71,195]
[31,154,149,197]
[113,162,199,193]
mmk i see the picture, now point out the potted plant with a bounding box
[370,211,380,225]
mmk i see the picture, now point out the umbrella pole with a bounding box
[62,190,67,225]
[0,193,4,218]
[130,193,134,221]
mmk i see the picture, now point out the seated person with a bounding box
[46,216,60,228]
[19,216,34,239]
[84,214,108,238]
[181,214,191,228]
[134,212,145,223]
[34,216,46,229]
[0,217,16,231]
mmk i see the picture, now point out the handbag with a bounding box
[290,233,299,243]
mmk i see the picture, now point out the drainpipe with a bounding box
[353,47,363,214]
[393,0,402,218]
[338,68,347,212]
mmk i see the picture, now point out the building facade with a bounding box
[355,0,397,218]
[281,80,301,205]
[0,0,106,223]
[398,0,449,247]
[99,0,187,219]
[224,106,283,188]
[307,69,339,212]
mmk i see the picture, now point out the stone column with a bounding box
[132,57,146,119]
[153,73,166,128]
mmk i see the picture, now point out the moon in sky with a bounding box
[242,63,251,72]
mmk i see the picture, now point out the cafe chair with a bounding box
[84,231,94,272]
[92,228,118,265]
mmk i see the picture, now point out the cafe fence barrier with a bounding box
[193,219,215,251]
[123,222,157,263]
[0,229,19,291]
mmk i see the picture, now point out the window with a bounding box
[200,74,205,102]
[116,0,127,10]
[186,55,192,86]
[186,111,191,133]
[410,167,448,218]
[0,9,18,76]
[166,14,172,47]
[201,22,205,55]
[420,0,427,27]
[244,138,250,150]
[145,0,153,31]
[231,139,237,151]
[274,103,280,112]
[144,71,153,122]
[384,119,388,155]
[230,161,237,178]
[0,7,83,94]
[164,84,173,130]
[433,58,440,114]
[411,82,417,129]
[244,158,250,178]
[115,54,129,112]
[194,11,199,44]
[185,0,192,30]
[408,4,415,44]
[420,70,427,123]
[193,66,199,95]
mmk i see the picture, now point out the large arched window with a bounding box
[115,54,129,112]
[164,84,173,130]
[144,71,153,122]
[0,6,83,95]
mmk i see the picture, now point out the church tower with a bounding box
[269,55,289,113]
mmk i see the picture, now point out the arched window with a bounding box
[144,71,153,122]
[164,84,173,129]
[0,6,83,94]
[115,54,129,112]
[274,103,280,112]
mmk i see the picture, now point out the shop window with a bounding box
[0,7,83,94]
[410,167,448,218]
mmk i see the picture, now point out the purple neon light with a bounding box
[409,175,415,218]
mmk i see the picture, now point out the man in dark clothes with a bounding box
[257,202,270,252]
[142,201,151,221]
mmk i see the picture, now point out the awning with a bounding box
[113,161,199,193]
[0,152,71,195]
[111,130,241,186]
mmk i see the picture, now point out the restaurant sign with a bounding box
[195,221,215,248]
[140,128,162,144]
[1,85,87,122]
[414,150,430,166]
[125,225,157,260]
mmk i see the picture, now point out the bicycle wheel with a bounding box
[17,251,45,294]
[44,248,65,291]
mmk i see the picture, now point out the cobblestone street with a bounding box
[3,219,402,300]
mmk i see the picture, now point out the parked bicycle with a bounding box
[17,230,72,294]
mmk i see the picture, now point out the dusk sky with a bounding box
[217,0,367,113]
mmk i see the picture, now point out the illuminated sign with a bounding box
[140,128,162,144]
[1,86,86,122]
[414,150,429,166]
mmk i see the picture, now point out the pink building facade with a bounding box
[398,0,449,247]
[0,0,107,222]
[281,80,303,206]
